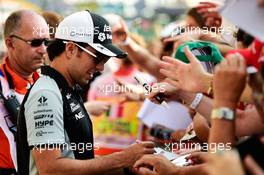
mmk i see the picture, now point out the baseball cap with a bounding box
[55,10,127,58]
[226,39,264,70]
[175,41,223,64]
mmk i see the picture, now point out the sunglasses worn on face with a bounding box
[10,35,49,47]
[63,41,110,65]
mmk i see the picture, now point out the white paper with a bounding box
[171,154,192,167]
[138,99,192,130]
[154,147,179,161]
[221,0,264,42]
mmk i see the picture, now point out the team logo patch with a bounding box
[98,33,106,42]
[38,96,48,107]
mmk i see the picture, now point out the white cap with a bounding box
[55,10,127,58]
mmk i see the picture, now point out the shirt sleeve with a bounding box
[24,89,65,147]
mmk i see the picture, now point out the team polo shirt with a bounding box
[0,58,39,170]
[17,66,94,175]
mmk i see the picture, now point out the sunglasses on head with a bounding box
[10,35,49,47]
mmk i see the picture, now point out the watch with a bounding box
[211,107,235,121]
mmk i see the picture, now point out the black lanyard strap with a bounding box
[3,64,15,90]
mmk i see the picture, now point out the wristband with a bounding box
[211,107,235,120]
[189,93,203,110]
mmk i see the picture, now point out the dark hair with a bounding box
[236,29,254,47]
[187,8,205,28]
[46,39,88,61]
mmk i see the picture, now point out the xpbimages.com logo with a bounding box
[96,82,166,96]
[171,26,234,38]
[32,24,112,41]
[32,142,100,153]
[162,142,232,153]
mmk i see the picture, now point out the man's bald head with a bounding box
[4,10,48,38]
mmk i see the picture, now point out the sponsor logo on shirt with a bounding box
[34,114,54,120]
[75,111,84,120]
[38,96,48,107]
[34,109,53,114]
[35,130,54,137]
[35,120,54,129]
[70,102,81,112]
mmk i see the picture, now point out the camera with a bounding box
[3,92,20,123]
